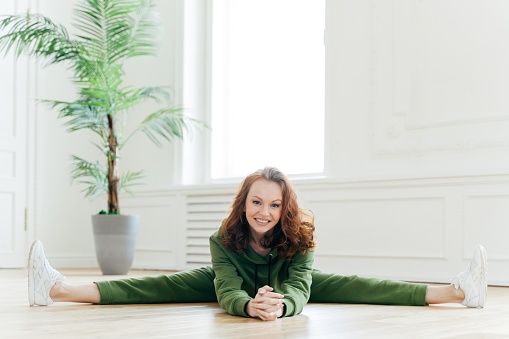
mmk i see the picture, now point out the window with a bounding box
[209,0,325,179]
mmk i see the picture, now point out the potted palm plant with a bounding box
[0,0,202,274]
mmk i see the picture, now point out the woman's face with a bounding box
[244,178,283,240]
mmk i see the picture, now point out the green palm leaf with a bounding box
[73,0,158,64]
[0,14,82,63]
[70,155,108,200]
[44,100,108,137]
[138,109,190,147]
[119,170,144,194]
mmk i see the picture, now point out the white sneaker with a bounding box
[28,240,66,306]
[452,245,487,308]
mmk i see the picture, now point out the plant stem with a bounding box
[107,114,120,214]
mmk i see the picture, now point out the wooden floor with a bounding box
[1,269,509,338]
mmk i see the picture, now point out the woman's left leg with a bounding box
[309,272,467,306]
[425,285,463,304]
[309,245,487,308]
[309,271,428,306]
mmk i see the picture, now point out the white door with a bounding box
[0,0,30,268]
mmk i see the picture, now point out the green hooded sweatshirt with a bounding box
[209,229,314,318]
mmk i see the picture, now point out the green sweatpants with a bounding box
[96,267,427,306]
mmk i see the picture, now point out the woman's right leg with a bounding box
[96,267,217,304]
[50,282,101,303]
[29,240,216,306]
[49,266,217,304]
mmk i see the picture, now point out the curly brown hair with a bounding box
[220,167,315,259]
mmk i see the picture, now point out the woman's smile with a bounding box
[244,179,283,240]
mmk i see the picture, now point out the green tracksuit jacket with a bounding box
[96,228,428,317]
[210,229,313,317]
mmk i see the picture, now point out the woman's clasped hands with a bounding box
[246,285,285,321]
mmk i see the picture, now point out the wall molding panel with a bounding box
[121,193,181,269]
[370,0,509,161]
[306,196,446,260]
[464,194,509,261]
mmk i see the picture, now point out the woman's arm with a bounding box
[210,237,253,317]
[277,249,314,317]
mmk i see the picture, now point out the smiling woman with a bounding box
[219,167,315,262]
[27,167,487,322]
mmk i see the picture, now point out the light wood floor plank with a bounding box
[1,269,508,338]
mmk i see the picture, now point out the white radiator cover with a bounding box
[185,194,232,266]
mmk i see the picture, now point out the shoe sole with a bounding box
[27,240,39,307]
[478,245,488,308]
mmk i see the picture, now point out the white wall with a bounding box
[0,0,33,267]
[318,0,509,284]
[25,0,509,285]
[328,0,509,180]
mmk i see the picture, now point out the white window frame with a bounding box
[179,0,330,184]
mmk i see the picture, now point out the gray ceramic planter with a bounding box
[91,214,140,275]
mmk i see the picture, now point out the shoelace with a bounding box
[45,258,65,283]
